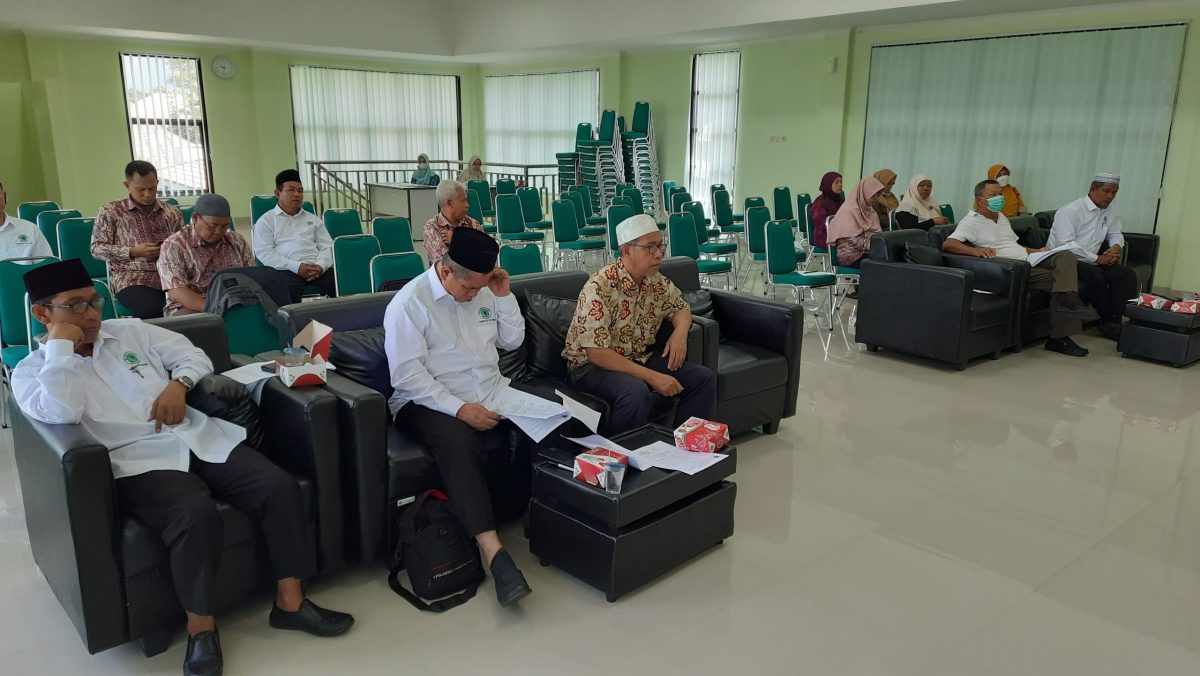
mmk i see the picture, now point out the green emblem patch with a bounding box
[16,234,29,244]
[478,307,492,321]
[123,351,141,365]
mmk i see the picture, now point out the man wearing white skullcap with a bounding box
[1048,173,1139,340]
[562,214,717,434]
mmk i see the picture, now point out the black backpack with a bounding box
[387,489,484,612]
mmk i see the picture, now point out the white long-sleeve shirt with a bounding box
[252,205,334,274]
[384,265,524,418]
[1048,196,1126,264]
[12,319,246,479]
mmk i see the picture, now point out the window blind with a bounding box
[688,51,741,214]
[484,70,599,165]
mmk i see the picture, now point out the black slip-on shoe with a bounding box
[183,630,222,676]
[1045,337,1089,357]
[269,599,355,637]
[490,549,532,607]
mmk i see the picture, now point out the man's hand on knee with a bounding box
[457,403,501,431]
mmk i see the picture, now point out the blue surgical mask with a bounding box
[986,195,1006,213]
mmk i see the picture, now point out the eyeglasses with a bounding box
[628,242,667,254]
[196,216,230,231]
[41,297,105,315]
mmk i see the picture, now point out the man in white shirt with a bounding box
[0,181,54,259]
[13,259,354,676]
[252,169,336,303]
[385,227,582,608]
[942,179,1098,358]
[1048,173,1139,340]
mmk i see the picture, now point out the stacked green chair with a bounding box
[332,235,381,296]
[179,205,195,224]
[764,220,837,325]
[661,181,678,211]
[56,218,107,279]
[556,153,578,193]
[570,186,607,226]
[606,204,635,257]
[622,102,660,220]
[161,197,180,206]
[940,204,956,223]
[495,178,517,197]
[37,210,81,256]
[773,186,794,221]
[495,194,545,269]
[516,187,552,231]
[18,201,60,223]
[562,191,607,238]
[499,244,544,276]
[0,257,59,371]
[466,190,498,234]
[551,199,604,271]
[668,187,689,213]
[668,213,732,289]
[467,179,495,219]
[371,253,425,291]
[323,208,363,239]
[373,216,415,253]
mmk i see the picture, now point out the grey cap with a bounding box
[193,193,231,218]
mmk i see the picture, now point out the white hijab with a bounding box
[897,174,943,221]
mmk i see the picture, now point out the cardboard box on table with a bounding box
[276,321,332,388]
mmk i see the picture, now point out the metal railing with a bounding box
[306,159,560,219]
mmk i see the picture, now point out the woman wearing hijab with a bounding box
[895,174,950,231]
[827,176,885,269]
[809,172,843,248]
[458,155,485,182]
[986,164,1026,217]
[410,154,439,186]
[870,169,899,229]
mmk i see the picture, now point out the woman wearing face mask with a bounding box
[986,164,1026,217]
[809,172,844,249]
[411,154,439,186]
[895,174,951,231]
[827,176,886,269]
[458,155,485,182]
[870,169,900,229]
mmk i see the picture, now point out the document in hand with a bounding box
[1028,243,1082,267]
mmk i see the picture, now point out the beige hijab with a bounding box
[872,169,900,212]
[827,176,885,244]
[458,155,485,182]
[897,174,942,221]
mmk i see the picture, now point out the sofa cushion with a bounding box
[716,341,789,400]
[524,293,578,380]
[905,243,944,267]
[969,292,1011,330]
[683,289,714,319]
[328,327,392,397]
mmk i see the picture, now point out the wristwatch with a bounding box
[173,375,195,391]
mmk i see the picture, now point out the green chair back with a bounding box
[500,244,543,276]
[552,200,581,243]
[161,197,180,206]
[670,191,692,214]
[371,216,413,255]
[682,201,710,245]
[623,188,646,216]
[37,210,81,256]
[0,257,58,357]
[765,220,800,275]
[662,181,678,210]
[496,178,517,196]
[713,190,735,228]
[745,196,766,213]
[796,193,813,233]
[631,101,651,133]
[18,201,60,223]
[333,234,381,296]
[57,218,106,279]
[940,204,955,223]
[467,180,493,211]
[250,195,277,225]
[573,185,599,217]
[563,191,591,231]
[516,187,546,224]
[223,304,281,356]
[598,109,617,143]
[576,122,593,142]
[495,195,527,235]
[668,213,700,260]
[607,204,635,255]
[323,209,363,239]
[371,253,425,291]
[179,205,195,224]
[467,189,487,224]
[610,195,635,213]
[773,187,794,220]
[746,206,771,255]
[709,184,727,201]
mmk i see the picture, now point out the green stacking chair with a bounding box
[371,253,425,292]
[495,178,517,196]
[250,195,277,224]
[551,199,604,271]
[562,191,606,238]
[37,210,81,256]
[373,216,415,254]
[332,234,381,296]
[495,194,545,266]
[606,204,635,257]
[222,305,280,356]
[576,122,594,142]
[56,218,106,279]
[0,257,59,370]
[668,213,732,288]
[662,181,678,211]
[683,201,727,247]
[773,187,794,221]
[713,190,742,235]
[161,197,179,206]
[739,206,772,288]
[500,244,544,276]
[796,193,813,236]
[467,179,495,219]
[764,220,837,324]
[179,205,195,225]
[568,186,607,226]
[18,201,59,223]
[668,187,689,213]
[940,204,955,223]
[610,195,635,214]
[516,187,552,231]
[466,189,497,234]
[323,209,363,239]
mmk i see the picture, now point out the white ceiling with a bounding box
[0,0,1142,63]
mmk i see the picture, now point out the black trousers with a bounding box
[277,268,337,304]
[1077,262,1138,324]
[115,444,315,616]
[116,285,166,319]
[572,353,718,435]
[393,382,588,537]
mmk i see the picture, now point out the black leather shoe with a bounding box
[183,630,222,676]
[1045,337,1089,357]
[490,549,532,607]
[1098,322,1122,341]
[269,599,355,637]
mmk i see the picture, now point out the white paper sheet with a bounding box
[555,389,601,433]
[507,410,571,442]
[566,434,633,457]
[1028,243,1082,268]
[221,362,277,385]
[488,386,569,419]
[627,441,728,475]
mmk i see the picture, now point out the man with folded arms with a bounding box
[563,214,717,432]
[13,259,354,676]
[253,169,336,302]
[157,193,254,316]
[942,179,1098,357]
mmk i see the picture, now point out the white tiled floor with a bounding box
[3,306,1200,675]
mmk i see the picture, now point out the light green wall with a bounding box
[619,49,694,189]
[0,30,45,208]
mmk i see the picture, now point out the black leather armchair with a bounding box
[659,257,803,435]
[11,313,344,657]
[857,231,1022,370]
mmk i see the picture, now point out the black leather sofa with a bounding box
[10,313,344,656]
[857,230,1022,370]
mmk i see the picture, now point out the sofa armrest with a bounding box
[689,316,720,368]
[857,260,974,362]
[943,254,1024,299]
[10,401,128,654]
[1124,233,1160,291]
[707,290,803,417]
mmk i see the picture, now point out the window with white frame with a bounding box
[688,51,741,213]
[484,70,599,165]
[290,66,461,170]
[120,53,213,196]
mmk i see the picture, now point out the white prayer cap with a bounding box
[1093,172,1121,185]
[616,214,659,247]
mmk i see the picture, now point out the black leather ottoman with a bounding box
[528,425,736,602]
[1119,304,1200,368]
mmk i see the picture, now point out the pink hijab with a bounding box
[827,176,885,244]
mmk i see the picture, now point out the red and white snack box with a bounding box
[276,320,333,388]
[673,417,730,453]
[1172,300,1200,315]
[1138,293,1173,310]
[572,448,630,488]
